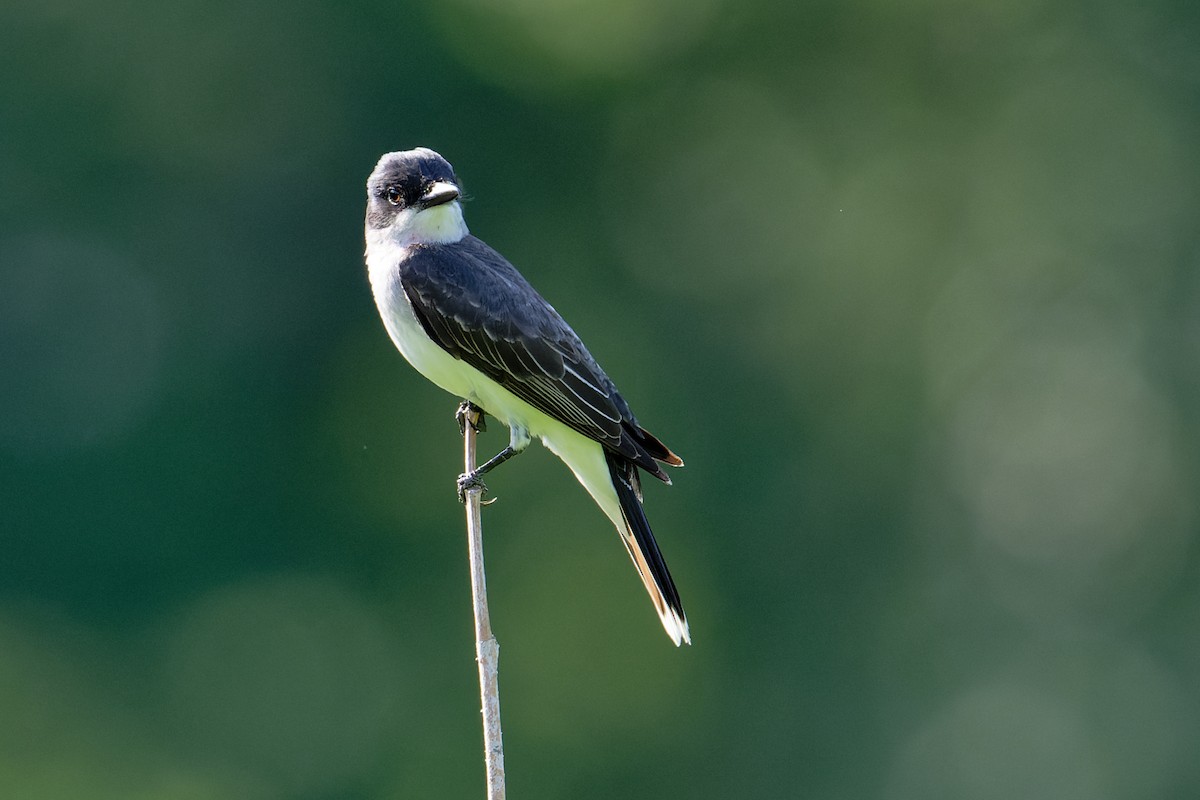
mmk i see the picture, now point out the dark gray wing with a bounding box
[398,236,680,480]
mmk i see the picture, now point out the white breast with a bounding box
[366,246,476,403]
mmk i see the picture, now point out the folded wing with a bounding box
[398,236,681,481]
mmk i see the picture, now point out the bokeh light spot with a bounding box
[929,287,1192,625]
[427,0,724,91]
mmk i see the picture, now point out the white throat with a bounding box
[365,200,469,303]
[378,201,469,249]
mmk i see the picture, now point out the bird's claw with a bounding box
[456,401,486,436]
[457,470,496,504]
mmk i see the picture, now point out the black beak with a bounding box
[420,181,460,209]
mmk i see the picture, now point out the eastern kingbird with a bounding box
[364,148,690,645]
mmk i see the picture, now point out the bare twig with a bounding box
[462,403,506,800]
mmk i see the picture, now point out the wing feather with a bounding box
[399,236,678,477]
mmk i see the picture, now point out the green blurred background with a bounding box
[3,1,1200,797]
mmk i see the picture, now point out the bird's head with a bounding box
[366,148,467,245]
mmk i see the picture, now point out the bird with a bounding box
[363,147,689,645]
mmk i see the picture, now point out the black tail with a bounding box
[605,451,690,645]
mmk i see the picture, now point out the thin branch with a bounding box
[462,403,506,800]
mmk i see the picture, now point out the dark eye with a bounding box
[385,187,403,206]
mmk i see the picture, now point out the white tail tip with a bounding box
[661,608,691,647]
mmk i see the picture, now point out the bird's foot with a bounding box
[457,470,496,504]
[456,401,486,436]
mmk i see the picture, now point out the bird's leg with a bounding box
[457,419,531,504]
[457,446,520,503]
